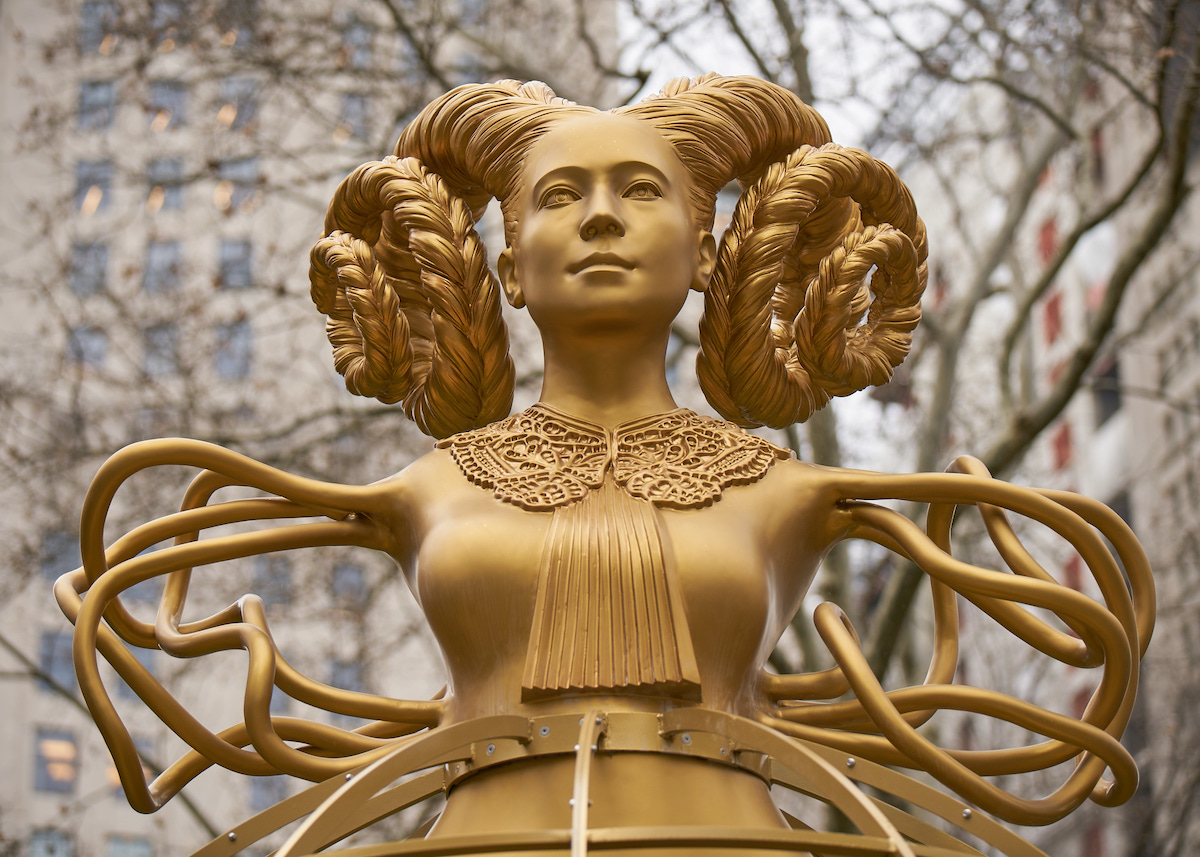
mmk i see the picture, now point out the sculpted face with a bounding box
[498,113,716,336]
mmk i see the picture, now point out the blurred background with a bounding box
[0,1,1197,854]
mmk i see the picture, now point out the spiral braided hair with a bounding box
[308,75,926,437]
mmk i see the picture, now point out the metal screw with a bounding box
[227,833,237,842]
[455,764,462,773]
[595,716,603,725]
[681,733,692,745]
[540,725,551,736]
[846,757,856,769]
[719,747,727,756]
[345,772,353,780]
[962,808,973,820]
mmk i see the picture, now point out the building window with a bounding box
[147,81,186,131]
[107,837,153,857]
[71,242,108,296]
[248,775,289,812]
[143,322,179,377]
[29,830,74,857]
[1093,357,1121,427]
[1052,421,1072,471]
[331,562,366,610]
[41,530,81,581]
[214,158,259,212]
[150,0,186,49]
[337,93,370,141]
[68,325,108,368]
[147,158,184,212]
[341,19,372,69]
[1037,216,1058,263]
[80,2,119,54]
[218,239,252,288]
[79,81,115,130]
[329,658,364,693]
[217,77,258,129]
[35,728,79,793]
[214,319,253,380]
[253,555,292,607]
[75,160,113,215]
[1042,291,1063,346]
[217,0,257,50]
[143,241,182,293]
[1089,126,1105,185]
[39,631,76,693]
[460,0,485,26]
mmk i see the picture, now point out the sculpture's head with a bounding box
[310,76,927,438]
[493,112,717,340]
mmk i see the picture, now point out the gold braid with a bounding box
[310,157,514,438]
[698,143,927,427]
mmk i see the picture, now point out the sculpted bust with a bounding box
[57,76,1153,857]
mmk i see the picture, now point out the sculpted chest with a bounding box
[404,405,797,706]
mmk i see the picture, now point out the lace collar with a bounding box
[438,403,790,511]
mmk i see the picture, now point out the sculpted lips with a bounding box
[568,252,635,274]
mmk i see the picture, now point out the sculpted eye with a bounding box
[624,181,662,200]
[539,187,579,209]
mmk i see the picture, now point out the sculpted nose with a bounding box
[580,192,625,240]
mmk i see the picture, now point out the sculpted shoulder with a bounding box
[363,446,474,561]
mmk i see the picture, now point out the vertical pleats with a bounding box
[522,477,701,700]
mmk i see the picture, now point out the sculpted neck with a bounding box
[537,327,677,428]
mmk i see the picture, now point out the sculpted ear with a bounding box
[692,231,717,293]
[497,247,525,309]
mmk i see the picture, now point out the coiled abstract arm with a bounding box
[759,456,1153,827]
[54,438,444,814]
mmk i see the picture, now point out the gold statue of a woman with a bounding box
[56,76,1154,857]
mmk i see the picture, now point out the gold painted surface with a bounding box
[55,75,1153,856]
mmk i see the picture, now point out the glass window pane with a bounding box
[143,241,182,293]
[79,81,115,129]
[148,81,186,130]
[29,829,74,857]
[248,775,288,812]
[217,76,258,129]
[79,2,118,54]
[339,94,369,140]
[253,554,292,607]
[41,530,81,580]
[218,239,252,288]
[342,20,372,69]
[71,242,108,296]
[143,322,179,377]
[38,631,75,693]
[217,0,257,50]
[215,158,259,211]
[214,319,253,379]
[68,325,107,367]
[107,837,153,857]
[35,729,79,793]
[328,658,364,692]
[330,562,366,609]
[151,0,186,46]
[147,158,183,210]
[75,160,113,213]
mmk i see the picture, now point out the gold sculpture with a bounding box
[56,76,1154,857]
